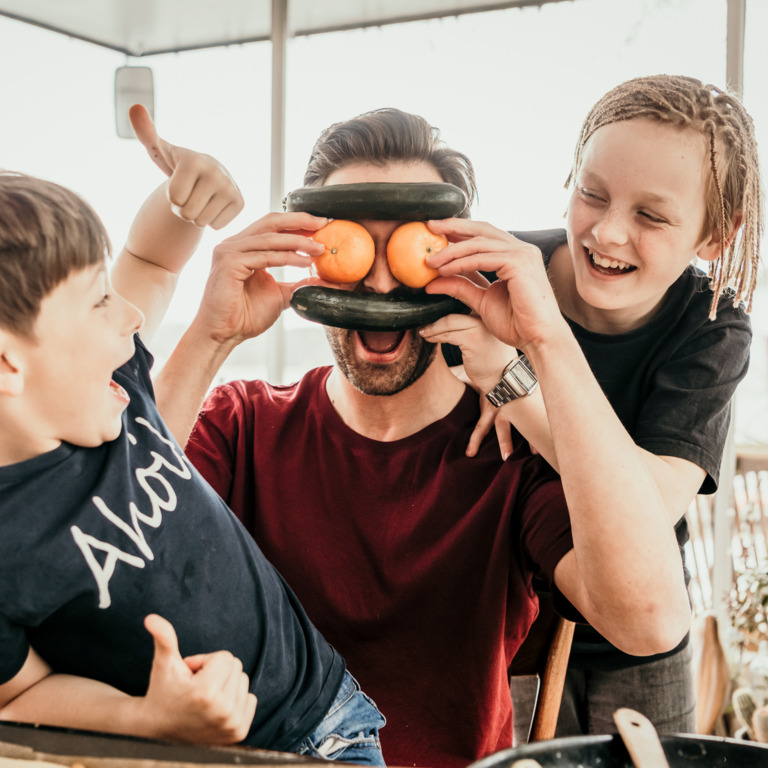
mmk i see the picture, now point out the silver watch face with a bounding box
[508,357,537,394]
[485,356,538,406]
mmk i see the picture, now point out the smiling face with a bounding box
[562,118,720,332]
[322,161,444,395]
[9,263,143,460]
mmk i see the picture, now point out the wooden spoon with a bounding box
[613,708,671,768]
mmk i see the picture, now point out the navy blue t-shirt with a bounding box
[0,336,344,750]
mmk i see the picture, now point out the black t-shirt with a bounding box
[0,337,344,750]
[443,228,752,668]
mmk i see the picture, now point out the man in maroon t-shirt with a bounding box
[156,108,690,768]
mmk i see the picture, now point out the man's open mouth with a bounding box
[358,330,407,354]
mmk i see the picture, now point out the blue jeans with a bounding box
[290,671,386,765]
[556,642,696,736]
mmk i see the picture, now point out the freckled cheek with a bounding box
[633,232,670,266]
[566,200,591,237]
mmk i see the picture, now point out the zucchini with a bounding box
[290,285,470,331]
[283,182,467,220]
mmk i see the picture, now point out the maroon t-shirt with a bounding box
[187,367,573,768]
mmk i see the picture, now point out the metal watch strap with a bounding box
[484,355,538,407]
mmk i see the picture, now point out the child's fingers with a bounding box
[145,614,186,670]
[425,274,485,313]
[209,201,245,231]
[243,692,258,728]
[166,162,212,214]
[426,217,479,243]
[466,406,496,457]
[494,416,514,462]
[419,310,486,345]
[129,105,174,176]
[178,650,245,693]
[231,684,258,737]
[465,271,492,289]
[220,663,256,741]
[182,653,208,673]
[189,650,243,688]
[164,150,243,223]
[189,651,253,727]
[185,193,243,230]
[178,650,255,743]
[465,423,483,458]
[182,651,250,692]
[429,217,513,241]
[426,238,517,274]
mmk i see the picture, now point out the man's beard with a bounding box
[325,327,438,396]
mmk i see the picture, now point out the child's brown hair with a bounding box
[567,74,763,317]
[0,172,111,337]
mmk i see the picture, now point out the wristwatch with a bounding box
[484,355,538,407]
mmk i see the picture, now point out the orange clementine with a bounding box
[386,221,448,288]
[311,220,375,283]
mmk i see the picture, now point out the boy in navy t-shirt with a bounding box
[0,108,385,765]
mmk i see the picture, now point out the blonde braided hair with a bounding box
[566,75,763,318]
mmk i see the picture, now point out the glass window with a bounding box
[282,0,731,385]
[740,0,768,446]
[6,0,763,449]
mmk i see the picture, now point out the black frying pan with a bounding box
[467,732,768,768]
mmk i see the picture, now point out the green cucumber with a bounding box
[290,285,470,331]
[283,182,467,220]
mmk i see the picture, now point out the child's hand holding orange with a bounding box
[386,221,448,288]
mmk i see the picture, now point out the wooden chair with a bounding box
[508,591,575,745]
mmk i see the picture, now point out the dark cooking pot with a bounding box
[467,733,768,767]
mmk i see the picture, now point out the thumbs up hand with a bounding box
[141,614,257,744]
[128,104,243,230]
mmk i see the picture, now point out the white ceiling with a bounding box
[0,0,565,56]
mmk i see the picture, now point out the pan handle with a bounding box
[613,708,671,768]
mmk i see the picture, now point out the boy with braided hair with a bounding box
[566,74,761,315]
[432,73,763,736]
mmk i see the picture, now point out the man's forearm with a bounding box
[155,326,237,449]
